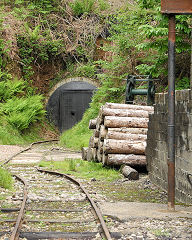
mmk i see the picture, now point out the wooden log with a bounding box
[81,147,88,160]
[93,138,99,148]
[104,154,146,166]
[101,107,149,118]
[98,141,103,154]
[92,148,97,162]
[96,116,103,130]
[108,128,148,135]
[105,102,154,112]
[104,116,148,128]
[121,165,139,180]
[102,154,108,165]
[103,139,146,155]
[97,150,102,162]
[106,132,147,141]
[100,127,147,140]
[89,119,97,129]
[89,136,94,148]
[87,148,97,161]
[94,129,100,138]
[87,148,93,161]
[99,125,108,141]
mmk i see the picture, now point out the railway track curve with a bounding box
[0,141,121,240]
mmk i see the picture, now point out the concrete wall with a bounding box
[146,89,192,204]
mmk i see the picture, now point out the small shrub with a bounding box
[175,77,190,90]
[1,95,45,131]
[70,0,95,16]
[0,79,26,102]
[0,167,13,189]
[76,63,96,78]
[97,0,109,11]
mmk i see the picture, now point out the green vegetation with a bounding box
[0,79,46,144]
[0,1,191,149]
[61,0,191,150]
[39,159,121,181]
[0,167,13,189]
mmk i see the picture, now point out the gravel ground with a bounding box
[0,145,24,161]
[0,144,191,240]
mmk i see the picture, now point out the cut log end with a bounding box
[81,147,88,160]
[89,119,97,129]
[121,165,139,180]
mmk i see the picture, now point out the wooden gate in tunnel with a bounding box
[47,81,97,132]
[59,90,94,132]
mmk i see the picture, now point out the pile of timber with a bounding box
[82,102,154,169]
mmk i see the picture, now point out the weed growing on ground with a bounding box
[39,159,121,182]
[0,167,13,189]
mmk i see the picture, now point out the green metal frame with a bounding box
[125,75,156,105]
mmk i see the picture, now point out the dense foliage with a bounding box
[0,0,191,148]
[61,0,191,149]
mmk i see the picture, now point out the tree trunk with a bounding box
[101,107,149,118]
[99,125,108,141]
[106,132,147,141]
[121,165,139,180]
[108,128,147,135]
[104,154,146,166]
[105,102,154,112]
[104,116,148,128]
[81,147,88,160]
[89,119,97,129]
[103,139,146,154]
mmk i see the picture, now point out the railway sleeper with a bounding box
[0,231,122,239]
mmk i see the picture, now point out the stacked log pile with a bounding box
[82,102,154,170]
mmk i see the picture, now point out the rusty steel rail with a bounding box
[37,168,112,240]
[10,175,28,240]
[0,139,58,166]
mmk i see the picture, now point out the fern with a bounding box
[1,96,45,131]
[0,79,26,102]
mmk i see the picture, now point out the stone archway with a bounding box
[46,78,98,132]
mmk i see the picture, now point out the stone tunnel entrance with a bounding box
[47,80,97,132]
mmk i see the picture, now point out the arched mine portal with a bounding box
[47,80,97,132]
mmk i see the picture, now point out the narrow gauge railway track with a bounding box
[0,141,121,240]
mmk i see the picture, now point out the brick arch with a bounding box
[47,77,99,102]
[46,77,98,132]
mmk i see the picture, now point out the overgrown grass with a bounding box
[0,119,48,145]
[60,105,100,150]
[39,159,121,182]
[0,79,48,145]
[0,167,13,189]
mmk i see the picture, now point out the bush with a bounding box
[0,79,26,102]
[70,0,95,16]
[1,95,45,131]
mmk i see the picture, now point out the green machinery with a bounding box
[125,75,156,105]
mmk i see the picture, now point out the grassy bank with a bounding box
[39,159,121,182]
[0,167,13,189]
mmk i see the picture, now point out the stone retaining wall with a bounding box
[146,89,192,204]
